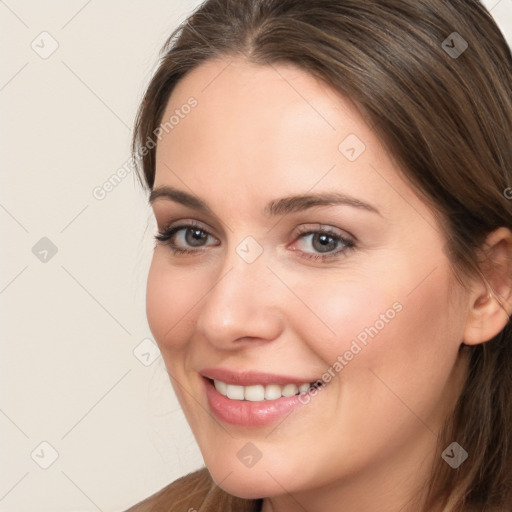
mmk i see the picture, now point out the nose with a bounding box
[195,246,284,350]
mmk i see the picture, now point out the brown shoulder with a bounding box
[123,467,262,512]
[123,467,213,512]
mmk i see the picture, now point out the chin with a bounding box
[208,465,289,500]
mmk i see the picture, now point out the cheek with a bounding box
[295,262,458,391]
[325,266,460,413]
[290,266,462,470]
[288,271,402,368]
[146,253,205,353]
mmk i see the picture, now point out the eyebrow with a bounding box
[149,185,381,216]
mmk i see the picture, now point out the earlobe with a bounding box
[463,227,512,346]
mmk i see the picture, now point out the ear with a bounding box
[463,227,512,346]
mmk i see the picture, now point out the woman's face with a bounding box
[146,57,471,506]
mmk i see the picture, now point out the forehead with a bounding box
[158,56,364,156]
[153,57,432,226]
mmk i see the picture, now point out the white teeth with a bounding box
[214,379,228,395]
[282,383,299,397]
[264,384,282,400]
[213,379,312,401]
[226,384,245,400]
[244,385,265,401]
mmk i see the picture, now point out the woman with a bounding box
[125,0,512,510]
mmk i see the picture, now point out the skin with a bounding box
[146,56,512,512]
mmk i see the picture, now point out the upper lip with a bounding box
[199,367,317,386]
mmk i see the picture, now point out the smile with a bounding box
[212,379,313,401]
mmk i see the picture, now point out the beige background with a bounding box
[1,1,511,511]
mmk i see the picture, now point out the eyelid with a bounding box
[157,218,214,236]
[159,217,206,230]
[293,223,354,238]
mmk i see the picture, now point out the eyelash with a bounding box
[154,221,356,262]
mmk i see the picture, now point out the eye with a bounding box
[154,221,218,254]
[154,220,356,262]
[290,225,356,262]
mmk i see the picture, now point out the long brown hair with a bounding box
[131,1,512,510]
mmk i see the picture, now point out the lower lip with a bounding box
[203,378,310,427]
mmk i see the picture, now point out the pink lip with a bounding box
[202,377,310,427]
[199,367,316,386]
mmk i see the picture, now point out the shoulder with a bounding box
[123,466,262,512]
[123,467,212,512]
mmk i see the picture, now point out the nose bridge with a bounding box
[195,237,283,346]
[212,233,271,301]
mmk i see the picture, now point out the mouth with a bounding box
[200,369,326,427]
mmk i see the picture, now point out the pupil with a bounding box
[186,228,207,247]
